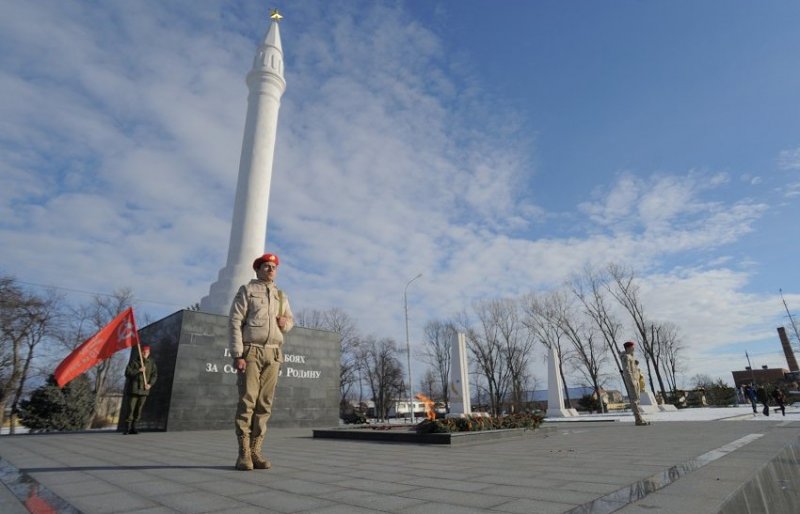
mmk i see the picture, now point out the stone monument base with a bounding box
[639,391,661,414]
[117,310,340,431]
[546,407,579,418]
[639,404,661,414]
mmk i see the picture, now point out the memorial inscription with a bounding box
[203,348,323,379]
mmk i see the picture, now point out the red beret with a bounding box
[253,253,280,270]
[141,345,151,352]
[623,341,635,348]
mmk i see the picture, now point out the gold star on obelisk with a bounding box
[270,9,283,22]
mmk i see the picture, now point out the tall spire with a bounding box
[249,10,285,92]
[200,12,288,315]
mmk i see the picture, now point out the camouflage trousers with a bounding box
[126,395,148,423]
[624,378,647,425]
[235,344,282,438]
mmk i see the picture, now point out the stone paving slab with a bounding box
[0,418,797,513]
[0,482,28,514]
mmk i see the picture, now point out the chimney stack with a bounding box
[777,327,799,372]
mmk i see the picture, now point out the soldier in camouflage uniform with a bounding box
[229,253,294,470]
[123,345,157,434]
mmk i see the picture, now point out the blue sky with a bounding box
[1,0,799,389]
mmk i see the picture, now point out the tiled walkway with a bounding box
[0,415,798,513]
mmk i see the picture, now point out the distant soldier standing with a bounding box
[621,341,649,426]
[229,253,294,470]
[123,345,157,434]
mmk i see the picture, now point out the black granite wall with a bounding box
[118,310,340,431]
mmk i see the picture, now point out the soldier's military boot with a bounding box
[129,422,139,434]
[235,435,254,471]
[123,422,132,435]
[250,435,271,469]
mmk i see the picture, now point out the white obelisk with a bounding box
[546,345,577,417]
[200,11,286,315]
[448,332,471,416]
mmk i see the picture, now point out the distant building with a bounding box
[342,399,375,417]
[731,366,790,388]
[391,399,447,418]
[525,387,621,411]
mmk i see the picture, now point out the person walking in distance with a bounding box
[755,385,770,416]
[229,253,294,471]
[621,341,649,426]
[744,384,758,414]
[123,345,157,434]
[772,387,786,416]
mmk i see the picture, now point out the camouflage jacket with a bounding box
[125,357,157,396]
[229,279,294,358]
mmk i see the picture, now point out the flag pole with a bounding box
[135,341,149,389]
[132,312,149,390]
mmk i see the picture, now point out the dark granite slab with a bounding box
[118,310,340,431]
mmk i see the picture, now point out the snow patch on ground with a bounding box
[546,404,799,423]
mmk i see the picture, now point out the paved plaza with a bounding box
[0,407,798,513]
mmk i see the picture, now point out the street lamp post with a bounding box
[745,351,756,384]
[404,273,422,424]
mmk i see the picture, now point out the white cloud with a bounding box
[0,0,791,390]
[578,172,764,249]
[740,173,762,185]
[778,146,800,170]
[783,182,800,198]
[639,269,798,383]
[579,174,639,228]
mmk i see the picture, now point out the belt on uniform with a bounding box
[243,342,280,349]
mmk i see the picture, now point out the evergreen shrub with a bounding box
[19,375,95,432]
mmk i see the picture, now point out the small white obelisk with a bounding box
[546,345,577,417]
[200,11,287,315]
[448,332,471,415]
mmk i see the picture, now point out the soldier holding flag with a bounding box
[123,344,157,434]
[52,306,156,433]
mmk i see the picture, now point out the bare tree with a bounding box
[0,277,61,433]
[570,266,631,403]
[295,308,360,409]
[553,291,609,412]
[1,277,29,429]
[493,298,535,414]
[521,291,573,409]
[418,367,438,400]
[690,374,716,389]
[8,290,61,434]
[606,264,668,401]
[457,302,513,416]
[421,319,455,410]
[652,321,684,396]
[358,336,404,421]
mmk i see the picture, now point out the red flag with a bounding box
[54,307,140,388]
